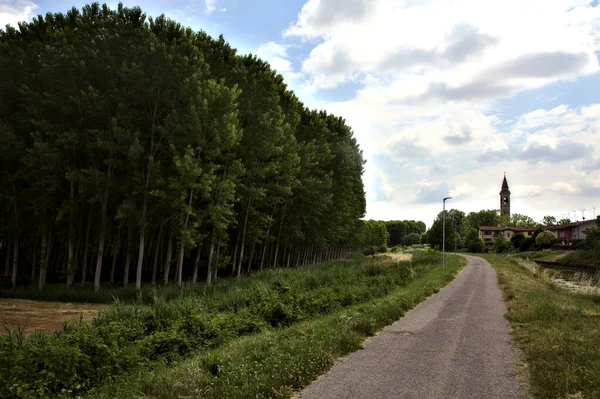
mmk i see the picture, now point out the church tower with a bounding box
[500,174,511,217]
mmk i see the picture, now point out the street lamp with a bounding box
[442,196,452,270]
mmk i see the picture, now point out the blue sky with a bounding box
[2,0,600,226]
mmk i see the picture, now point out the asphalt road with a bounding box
[298,255,524,399]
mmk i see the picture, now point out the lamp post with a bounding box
[442,196,452,270]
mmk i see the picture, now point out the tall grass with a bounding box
[481,253,600,398]
[0,250,445,398]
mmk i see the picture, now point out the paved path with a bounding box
[299,255,524,399]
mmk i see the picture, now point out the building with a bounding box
[479,226,536,243]
[479,175,535,242]
[547,219,599,241]
[500,173,510,217]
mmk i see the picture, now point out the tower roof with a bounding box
[501,174,509,191]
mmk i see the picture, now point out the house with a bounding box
[479,226,536,243]
[547,219,599,241]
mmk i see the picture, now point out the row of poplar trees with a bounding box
[0,3,367,291]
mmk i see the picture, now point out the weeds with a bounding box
[480,253,600,399]
[0,252,446,398]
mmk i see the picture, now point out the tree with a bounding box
[493,233,510,253]
[558,218,571,225]
[464,228,485,253]
[510,232,525,249]
[535,230,557,248]
[541,215,557,226]
[404,233,421,246]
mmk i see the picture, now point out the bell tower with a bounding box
[500,173,510,217]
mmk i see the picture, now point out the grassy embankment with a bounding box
[478,253,600,399]
[514,250,597,266]
[1,251,465,398]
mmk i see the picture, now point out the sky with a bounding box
[2,0,600,227]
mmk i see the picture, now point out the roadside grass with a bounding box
[560,250,597,266]
[1,251,464,398]
[83,253,466,399]
[478,253,600,399]
[513,250,565,262]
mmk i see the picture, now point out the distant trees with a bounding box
[541,216,557,226]
[0,4,368,289]
[386,220,426,246]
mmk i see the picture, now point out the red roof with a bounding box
[547,219,598,230]
[478,226,536,232]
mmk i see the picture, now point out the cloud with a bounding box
[285,0,370,37]
[0,0,38,29]
[415,180,451,204]
[380,24,497,71]
[388,139,430,160]
[371,168,395,201]
[443,126,473,145]
[518,138,591,163]
[256,42,304,80]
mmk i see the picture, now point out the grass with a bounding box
[560,250,597,266]
[477,253,600,399]
[513,250,566,262]
[82,252,466,399]
[0,251,465,398]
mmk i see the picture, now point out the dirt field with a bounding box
[0,299,109,336]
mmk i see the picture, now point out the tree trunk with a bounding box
[176,241,185,288]
[206,229,216,286]
[4,239,11,277]
[81,207,92,286]
[163,229,173,285]
[235,199,251,278]
[247,241,256,273]
[11,238,18,289]
[39,228,48,290]
[286,246,291,268]
[123,227,132,287]
[191,244,201,284]
[213,244,220,281]
[135,228,146,290]
[67,179,75,287]
[273,201,287,268]
[152,224,163,286]
[110,231,120,284]
[231,227,241,275]
[30,242,37,282]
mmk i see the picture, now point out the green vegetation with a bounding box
[385,220,426,247]
[479,253,600,398]
[560,250,597,266]
[82,251,464,399]
[535,230,557,247]
[0,251,461,398]
[0,3,368,291]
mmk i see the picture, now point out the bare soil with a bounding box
[0,298,109,336]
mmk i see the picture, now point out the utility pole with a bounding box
[442,197,452,270]
[581,209,586,220]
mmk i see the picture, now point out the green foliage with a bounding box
[510,232,525,249]
[482,253,600,399]
[0,3,367,290]
[385,220,426,246]
[84,254,466,399]
[0,254,441,397]
[493,233,510,253]
[535,230,557,247]
[464,228,485,253]
[404,232,421,246]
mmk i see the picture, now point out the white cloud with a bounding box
[287,0,600,98]
[285,0,600,225]
[0,0,38,29]
[256,41,304,81]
